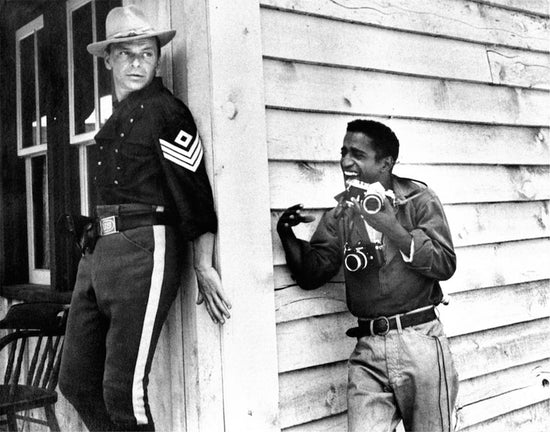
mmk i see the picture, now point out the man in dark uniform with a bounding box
[277,120,459,431]
[58,6,231,431]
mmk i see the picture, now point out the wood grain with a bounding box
[260,0,550,51]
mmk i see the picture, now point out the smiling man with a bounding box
[277,120,459,431]
[58,6,231,432]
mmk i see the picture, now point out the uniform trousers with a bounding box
[59,221,182,431]
[347,318,459,432]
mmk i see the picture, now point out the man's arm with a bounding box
[356,191,456,281]
[277,204,342,290]
[193,232,232,324]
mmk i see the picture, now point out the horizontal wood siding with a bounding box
[260,1,550,430]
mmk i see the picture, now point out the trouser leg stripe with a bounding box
[132,226,166,425]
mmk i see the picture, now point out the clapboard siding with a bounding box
[459,359,550,406]
[460,399,550,432]
[274,239,550,294]
[260,0,550,52]
[277,317,550,427]
[269,162,550,208]
[266,111,550,164]
[261,1,550,430]
[264,60,550,126]
[279,362,348,429]
[476,0,549,17]
[278,311,550,374]
[271,201,550,252]
[275,278,550,331]
[458,387,550,430]
[276,292,550,374]
[279,360,550,430]
[262,8,550,89]
[283,414,346,432]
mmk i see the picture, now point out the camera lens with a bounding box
[344,251,368,272]
[363,194,383,214]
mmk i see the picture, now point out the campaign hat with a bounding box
[87,5,176,57]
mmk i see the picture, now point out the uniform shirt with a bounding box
[92,77,217,241]
[287,175,456,318]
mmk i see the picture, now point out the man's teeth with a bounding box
[344,172,358,176]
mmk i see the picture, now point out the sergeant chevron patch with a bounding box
[159,130,203,172]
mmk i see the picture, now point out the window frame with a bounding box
[15,15,50,285]
[67,0,103,215]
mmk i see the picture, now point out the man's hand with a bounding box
[195,265,232,324]
[277,204,316,234]
[350,197,413,254]
[350,196,398,234]
[193,232,231,324]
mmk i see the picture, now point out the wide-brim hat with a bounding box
[87,5,176,57]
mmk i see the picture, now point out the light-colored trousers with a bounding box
[347,318,459,432]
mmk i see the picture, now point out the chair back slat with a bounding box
[41,336,61,388]
[0,303,69,432]
[32,337,52,388]
[47,339,64,392]
[27,335,44,386]
[12,338,27,385]
[4,342,17,384]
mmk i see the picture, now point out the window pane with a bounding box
[37,28,48,144]
[72,2,96,134]
[32,155,50,269]
[20,34,36,148]
[97,0,116,126]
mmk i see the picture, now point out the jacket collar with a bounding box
[113,76,165,112]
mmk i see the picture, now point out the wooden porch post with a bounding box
[175,0,280,431]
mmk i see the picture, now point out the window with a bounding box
[16,15,50,284]
[67,0,118,214]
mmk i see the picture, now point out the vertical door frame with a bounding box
[175,0,280,430]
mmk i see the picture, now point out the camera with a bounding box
[344,241,385,272]
[344,180,395,214]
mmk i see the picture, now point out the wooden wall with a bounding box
[259,0,550,430]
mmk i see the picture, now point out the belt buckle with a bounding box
[370,316,390,336]
[99,215,118,236]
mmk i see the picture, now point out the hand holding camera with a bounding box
[344,180,396,214]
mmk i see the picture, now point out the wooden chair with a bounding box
[0,302,69,432]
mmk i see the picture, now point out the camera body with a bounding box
[344,179,395,214]
[344,241,386,272]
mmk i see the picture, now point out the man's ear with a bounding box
[381,155,395,173]
[104,54,112,71]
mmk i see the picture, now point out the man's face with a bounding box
[105,38,159,101]
[340,131,386,185]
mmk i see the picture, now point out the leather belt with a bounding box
[98,212,172,236]
[346,306,437,338]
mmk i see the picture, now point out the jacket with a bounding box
[289,175,456,317]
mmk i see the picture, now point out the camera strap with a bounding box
[393,177,429,208]
[342,210,375,246]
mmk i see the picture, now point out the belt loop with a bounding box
[395,314,403,333]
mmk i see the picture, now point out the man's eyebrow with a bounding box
[115,43,155,50]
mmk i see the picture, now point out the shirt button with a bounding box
[97,161,102,166]
[130,118,134,123]
[140,104,144,109]
[115,149,119,153]
[99,146,103,150]
[120,133,125,137]
[114,180,119,185]
[116,166,121,170]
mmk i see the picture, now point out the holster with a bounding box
[57,214,98,255]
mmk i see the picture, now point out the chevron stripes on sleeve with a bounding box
[159,129,204,172]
